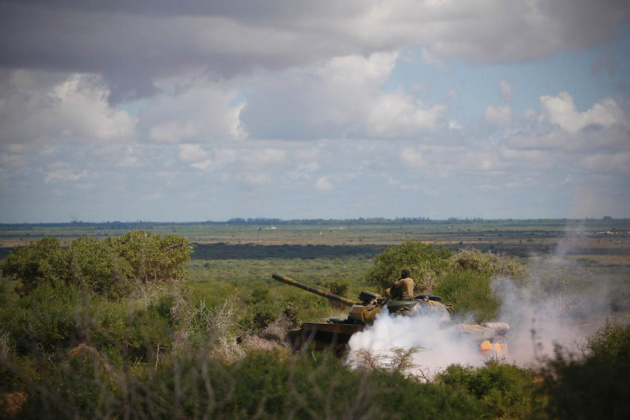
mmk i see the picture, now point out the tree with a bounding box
[68,237,132,298]
[106,230,193,285]
[0,237,69,296]
[363,240,453,293]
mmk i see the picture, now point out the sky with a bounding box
[1,0,629,223]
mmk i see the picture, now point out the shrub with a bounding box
[0,237,70,296]
[435,272,501,322]
[0,231,193,298]
[363,240,453,293]
[541,321,630,419]
[447,248,528,281]
[364,243,527,321]
[322,278,350,297]
[438,360,541,419]
[68,237,133,299]
[106,230,193,285]
[0,284,82,355]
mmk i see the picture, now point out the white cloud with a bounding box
[508,92,629,151]
[314,177,334,191]
[179,144,211,163]
[366,92,447,137]
[116,146,141,167]
[44,169,88,184]
[448,120,462,130]
[401,148,426,168]
[241,148,287,166]
[150,121,199,143]
[446,90,459,100]
[243,52,447,139]
[241,173,270,187]
[579,152,630,174]
[142,77,247,143]
[540,91,625,134]
[484,105,512,127]
[0,71,136,144]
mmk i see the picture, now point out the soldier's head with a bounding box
[401,269,411,278]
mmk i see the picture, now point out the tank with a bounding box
[272,273,510,357]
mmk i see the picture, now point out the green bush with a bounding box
[0,284,82,355]
[439,360,542,419]
[363,242,527,320]
[322,278,350,297]
[126,351,488,419]
[447,248,528,281]
[239,304,279,332]
[68,237,133,299]
[435,272,501,322]
[0,231,193,298]
[541,321,630,419]
[0,237,70,296]
[363,240,453,293]
[106,230,193,285]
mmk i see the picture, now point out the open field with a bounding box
[2,219,629,264]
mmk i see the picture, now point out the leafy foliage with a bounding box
[447,248,528,281]
[363,240,453,293]
[0,237,70,296]
[68,237,133,298]
[0,230,625,419]
[439,360,542,419]
[106,230,193,285]
[541,321,630,419]
[363,241,528,321]
[0,231,192,298]
[435,272,501,322]
[322,278,350,297]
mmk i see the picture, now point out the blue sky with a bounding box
[1,1,629,223]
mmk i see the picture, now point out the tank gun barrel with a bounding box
[272,274,357,307]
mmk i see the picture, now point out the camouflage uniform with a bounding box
[385,270,415,301]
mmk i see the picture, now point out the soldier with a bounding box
[384,269,415,301]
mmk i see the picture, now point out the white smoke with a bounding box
[347,226,614,377]
[347,308,489,379]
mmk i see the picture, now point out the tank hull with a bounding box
[287,321,510,357]
[286,322,364,355]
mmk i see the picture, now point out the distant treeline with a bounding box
[1,216,628,229]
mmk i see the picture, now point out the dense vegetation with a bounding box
[0,231,628,418]
[0,231,192,298]
[364,240,528,321]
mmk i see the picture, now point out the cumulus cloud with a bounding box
[1,1,629,222]
[3,1,627,103]
[509,92,629,153]
[142,77,247,143]
[540,91,625,134]
[0,71,136,145]
[242,52,447,139]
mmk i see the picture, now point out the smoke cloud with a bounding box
[347,233,614,378]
